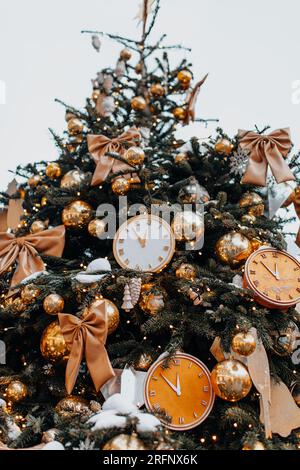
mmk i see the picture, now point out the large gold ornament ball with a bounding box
[231,332,256,357]
[131,96,147,111]
[139,287,165,316]
[120,48,132,61]
[272,321,299,356]
[175,263,198,280]
[211,359,252,402]
[62,200,93,228]
[42,428,59,443]
[20,284,41,304]
[67,118,84,136]
[242,441,265,451]
[86,299,120,335]
[43,294,65,316]
[30,220,47,234]
[150,83,165,97]
[172,211,204,242]
[250,238,266,251]
[215,231,253,266]
[60,170,86,189]
[239,192,264,217]
[178,179,210,204]
[172,107,187,121]
[45,162,61,179]
[40,321,69,364]
[6,380,28,403]
[291,381,300,407]
[103,433,147,451]
[88,219,107,238]
[55,396,90,419]
[215,138,234,155]
[111,177,131,195]
[124,147,145,166]
[135,353,154,371]
[177,70,192,85]
[28,175,41,188]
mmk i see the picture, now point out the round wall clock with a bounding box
[113,214,176,273]
[244,248,300,309]
[144,353,215,431]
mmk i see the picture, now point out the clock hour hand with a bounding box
[132,227,146,248]
[260,261,277,279]
[160,373,181,396]
[274,262,280,281]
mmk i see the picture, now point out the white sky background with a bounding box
[0,0,299,254]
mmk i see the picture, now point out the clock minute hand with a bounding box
[176,373,181,397]
[260,261,277,279]
[160,373,180,395]
[274,262,280,281]
[132,227,145,248]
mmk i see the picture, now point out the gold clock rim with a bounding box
[144,352,215,431]
[244,247,300,308]
[113,214,176,273]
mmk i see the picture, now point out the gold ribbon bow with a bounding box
[238,128,295,186]
[283,187,300,247]
[0,225,65,287]
[58,300,115,394]
[87,128,141,186]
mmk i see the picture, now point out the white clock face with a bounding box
[113,214,176,272]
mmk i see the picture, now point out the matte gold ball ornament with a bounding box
[215,138,234,155]
[30,220,47,234]
[175,263,198,280]
[6,380,28,403]
[239,192,265,217]
[231,332,256,357]
[60,170,86,189]
[40,321,69,364]
[131,96,147,111]
[43,294,65,316]
[124,147,145,166]
[172,211,204,242]
[55,396,90,419]
[177,70,192,85]
[62,200,93,228]
[111,177,131,195]
[150,83,165,97]
[88,219,107,238]
[211,359,252,402]
[173,107,187,121]
[20,284,41,303]
[215,231,253,266]
[67,118,84,136]
[45,162,62,179]
[102,434,147,451]
[120,48,132,61]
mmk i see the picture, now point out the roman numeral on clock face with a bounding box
[179,417,185,424]
[149,390,156,397]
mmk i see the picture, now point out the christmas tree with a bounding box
[1,0,300,451]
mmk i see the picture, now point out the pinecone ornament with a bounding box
[129,278,142,306]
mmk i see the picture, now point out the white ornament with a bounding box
[75,258,111,284]
[21,270,48,284]
[88,410,127,431]
[102,393,138,414]
[42,441,65,451]
[91,35,101,52]
[133,412,161,433]
[115,60,126,77]
[231,274,243,288]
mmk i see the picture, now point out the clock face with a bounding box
[113,214,176,272]
[144,353,215,431]
[245,248,300,308]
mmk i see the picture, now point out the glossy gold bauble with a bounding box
[67,118,84,136]
[150,83,165,97]
[42,428,59,443]
[178,179,210,204]
[40,321,69,364]
[120,48,132,61]
[242,441,265,451]
[131,96,147,111]
[215,231,253,266]
[139,287,165,316]
[215,138,233,155]
[30,220,47,234]
[241,214,256,224]
[175,263,197,280]
[111,177,131,195]
[291,381,300,407]
[62,200,93,228]
[172,107,187,121]
[239,192,264,217]
[177,70,192,85]
[92,89,100,103]
[231,332,256,357]
[103,433,147,451]
[271,321,299,356]
[65,110,76,122]
[124,147,145,166]
[43,294,65,316]
[45,162,61,179]
[55,396,90,419]
[6,380,28,403]
[60,170,86,189]
[28,175,41,188]
[85,299,120,335]
[20,284,40,303]
[172,211,204,242]
[175,153,189,164]
[13,297,26,313]
[211,359,252,402]
[250,238,266,251]
[88,219,107,238]
[135,352,154,371]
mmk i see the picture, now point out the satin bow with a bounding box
[283,187,300,247]
[238,128,295,186]
[0,225,65,287]
[87,128,141,186]
[58,300,115,394]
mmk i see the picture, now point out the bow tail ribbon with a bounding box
[283,188,300,247]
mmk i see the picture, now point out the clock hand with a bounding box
[176,373,181,397]
[260,261,277,279]
[274,262,280,281]
[160,373,180,395]
[132,227,145,248]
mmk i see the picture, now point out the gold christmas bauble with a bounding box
[62,200,93,228]
[20,284,40,303]
[67,134,84,153]
[175,263,198,280]
[28,175,41,188]
[42,428,59,443]
[120,48,132,61]
[215,231,253,266]
[215,138,233,155]
[13,297,26,313]
[172,211,204,242]
[211,359,252,402]
[242,441,265,451]
[139,286,165,316]
[45,162,61,179]
[60,170,86,189]
[6,380,28,403]
[67,118,84,136]
[85,299,120,335]
[135,353,154,371]
[124,147,145,166]
[231,332,256,357]
[131,96,147,111]
[177,70,192,85]
[43,294,65,316]
[103,433,147,451]
[30,220,47,234]
[178,179,210,204]
[250,238,265,251]
[65,110,76,122]
[239,192,264,217]
[291,381,300,407]
[241,214,256,224]
[92,89,100,103]
[111,177,131,195]
[271,321,299,356]
[172,107,187,121]
[135,63,143,74]
[150,83,165,97]
[175,153,189,164]
[55,396,90,419]
[40,321,69,364]
[88,219,107,238]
